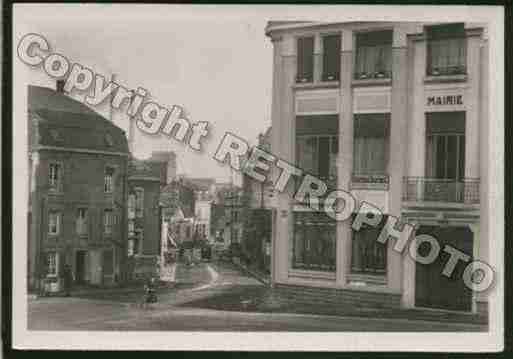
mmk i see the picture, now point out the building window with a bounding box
[46,252,58,276]
[49,163,62,191]
[128,220,135,236]
[292,211,336,272]
[426,23,466,76]
[296,116,339,187]
[127,193,136,219]
[104,167,115,193]
[76,208,88,236]
[104,133,114,147]
[354,30,392,80]
[351,216,387,274]
[48,211,61,235]
[353,114,390,175]
[104,209,114,235]
[426,112,465,181]
[296,36,314,83]
[135,188,144,218]
[322,34,341,81]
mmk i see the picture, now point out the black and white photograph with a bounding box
[9,3,504,352]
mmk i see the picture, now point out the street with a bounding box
[28,262,486,332]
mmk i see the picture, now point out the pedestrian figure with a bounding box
[62,264,73,297]
[141,277,158,308]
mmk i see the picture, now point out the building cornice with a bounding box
[128,175,162,182]
[33,145,129,157]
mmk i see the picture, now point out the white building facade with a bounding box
[266,21,488,313]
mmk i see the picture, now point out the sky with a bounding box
[14,4,500,183]
[15,5,275,183]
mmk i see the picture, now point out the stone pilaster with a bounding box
[336,29,353,287]
[388,27,409,293]
[465,32,482,180]
[408,37,426,179]
[273,34,296,283]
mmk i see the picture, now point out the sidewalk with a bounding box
[176,263,488,327]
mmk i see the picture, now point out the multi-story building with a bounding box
[241,127,274,273]
[126,152,174,280]
[183,177,216,242]
[265,21,488,313]
[28,84,130,290]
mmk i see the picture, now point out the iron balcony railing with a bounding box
[403,177,479,204]
[351,173,390,190]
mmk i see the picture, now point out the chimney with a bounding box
[56,79,65,93]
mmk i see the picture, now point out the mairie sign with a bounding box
[427,95,463,106]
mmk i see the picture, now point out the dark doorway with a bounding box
[75,250,87,284]
[415,225,473,311]
[103,250,114,275]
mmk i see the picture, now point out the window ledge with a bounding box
[48,190,63,195]
[347,273,387,286]
[289,268,336,280]
[350,182,389,191]
[293,81,340,90]
[352,78,391,87]
[424,74,467,84]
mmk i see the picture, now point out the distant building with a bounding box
[241,127,274,273]
[126,152,172,280]
[211,184,245,248]
[28,84,130,290]
[160,178,196,262]
[182,177,216,243]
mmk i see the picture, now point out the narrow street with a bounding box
[28,261,486,332]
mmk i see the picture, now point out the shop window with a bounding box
[48,211,61,235]
[322,34,340,81]
[76,208,88,235]
[49,163,62,191]
[296,36,314,83]
[353,114,390,175]
[292,211,336,272]
[351,216,387,274]
[355,30,392,80]
[426,23,466,76]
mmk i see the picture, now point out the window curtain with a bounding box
[322,35,340,80]
[296,136,318,175]
[356,44,392,75]
[428,38,465,70]
[353,136,388,174]
[297,37,314,81]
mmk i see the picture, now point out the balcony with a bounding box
[403,177,479,204]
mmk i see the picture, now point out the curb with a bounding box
[231,262,270,285]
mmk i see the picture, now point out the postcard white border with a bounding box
[12,4,504,352]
